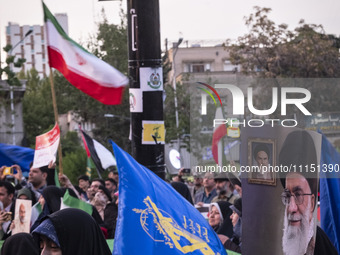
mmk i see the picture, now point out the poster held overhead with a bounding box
[32,123,60,169]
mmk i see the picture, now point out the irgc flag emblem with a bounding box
[110,140,227,255]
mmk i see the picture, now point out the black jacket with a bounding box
[314,226,338,255]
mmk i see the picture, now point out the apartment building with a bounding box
[0,14,68,146]
[165,41,249,172]
[5,13,68,78]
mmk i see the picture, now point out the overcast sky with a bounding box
[1,0,340,54]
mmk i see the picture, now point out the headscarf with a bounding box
[1,233,39,255]
[209,201,232,222]
[230,198,242,242]
[30,186,63,232]
[210,201,233,237]
[17,187,37,207]
[41,186,64,213]
[34,208,111,255]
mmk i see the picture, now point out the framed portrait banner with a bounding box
[247,137,276,186]
[12,199,32,235]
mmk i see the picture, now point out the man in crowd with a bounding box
[7,163,48,201]
[227,172,242,198]
[194,172,217,205]
[25,165,48,201]
[212,172,237,204]
[88,178,105,203]
[190,174,204,204]
[78,175,91,200]
[0,181,15,239]
[108,170,119,185]
[105,178,117,200]
[280,130,337,255]
[78,175,90,193]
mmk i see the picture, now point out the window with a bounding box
[192,64,204,73]
[185,62,212,73]
[223,60,238,72]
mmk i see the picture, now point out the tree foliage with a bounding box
[22,69,54,147]
[0,44,27,86]
[227,6,340,116]
[62,148,87,184]
[164,82,190,146]
[228,6,340,78]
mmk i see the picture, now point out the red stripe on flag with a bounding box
[79,126,91,157]
[48,47,125,105]
[212,124,227,164]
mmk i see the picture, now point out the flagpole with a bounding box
[127,0,165,179]
[49,67,63,175]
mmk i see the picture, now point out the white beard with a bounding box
[282,200,314,255]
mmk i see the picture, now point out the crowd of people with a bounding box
[171,168,243,253]
[0,147,338,255]
[0,163,118,254]
[0,159,244,254]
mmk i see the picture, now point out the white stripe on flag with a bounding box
[93,139,117,169]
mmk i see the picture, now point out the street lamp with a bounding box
[171,38,183,157]
[8,29,33,145]
[8,29,33,56]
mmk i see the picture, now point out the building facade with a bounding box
[166,42,249,168]
[0,79,26,145]
[0,14,68,146]
[5,13,68,78]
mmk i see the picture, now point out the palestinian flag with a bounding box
[79,125,95,178]
[81,130,116,173]
[43,2,128,105]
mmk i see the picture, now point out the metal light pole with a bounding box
[172,38,183,158]
[127,0,165,179]
[8,29,33,145]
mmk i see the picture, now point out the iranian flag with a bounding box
[212,107,227,165]
[43,2,128,105]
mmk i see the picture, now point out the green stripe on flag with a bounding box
[61,189,93,215]
[42,1,90,53]
[54,167,60,187]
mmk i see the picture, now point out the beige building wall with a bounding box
[168,45,240,85]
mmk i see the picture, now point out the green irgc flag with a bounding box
[61,189,93,215]
[86,157,95,178]
[54,167,60,187]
